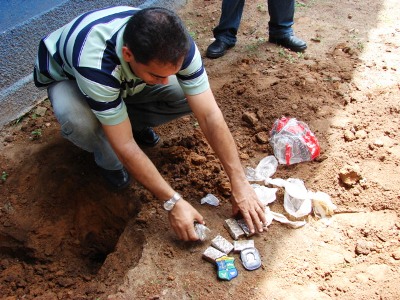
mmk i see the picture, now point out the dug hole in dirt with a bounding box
[1,0,400,299]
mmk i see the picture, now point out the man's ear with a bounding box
[122,46,133,62]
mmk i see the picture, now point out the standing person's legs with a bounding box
[268,0,294,39]
[48,80,123,171]
[267,0,307,52]
[206,0,245,58]
[213,0,245,46]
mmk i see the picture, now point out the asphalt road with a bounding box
[0,0,185,128]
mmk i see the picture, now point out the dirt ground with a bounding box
[1,0,399,299]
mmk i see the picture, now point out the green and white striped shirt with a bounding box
[34,6,209,125]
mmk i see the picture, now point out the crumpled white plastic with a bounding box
[246,155,278,181]
[251,184,278,206]
[283,178,312,218]
[263,206,306,228]
[194,223,211,241]
[270,211,307,228]
[309,191,337,219]
[266,177,312,218]
[200,194,220,206]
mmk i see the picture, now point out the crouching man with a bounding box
[34,6,266,241]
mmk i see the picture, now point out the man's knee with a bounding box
[48,81,101,142]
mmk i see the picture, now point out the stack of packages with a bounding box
[202,219,261,281]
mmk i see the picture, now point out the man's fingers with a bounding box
[187,225,200,241]
[256,204,267,225]
[249,209,263,233]
[242,211,256,234]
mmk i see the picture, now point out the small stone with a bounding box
[339,165,362,186]
[34,106,47,117]
[242,112,258,127]
[255,132,269,144]
[355,130,367,139]
[190,153,206,165]
[239,152,250,160]
[355,240,375,255]
[343,130,356,141]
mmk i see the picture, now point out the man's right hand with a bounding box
[168,198,204,241]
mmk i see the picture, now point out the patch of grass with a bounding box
[31,113,39,120]
[188,31,197,39]
[277,48,305,63]
[14,114,27,125]
[245,37,266,53]
[1,171,8,182]
[356,41,364,51]
[278,48,295,63]
[31,129,42,140]
[295,1,307,8]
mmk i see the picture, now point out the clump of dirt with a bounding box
[1,0,400,299]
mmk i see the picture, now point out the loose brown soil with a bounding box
[1,0,399,299]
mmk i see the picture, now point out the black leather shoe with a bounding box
[206,39,234,59]
[133,127,160,147]
[100,167,131,190]
[269,35,307,52]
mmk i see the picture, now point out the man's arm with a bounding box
[187,88,266,233]
[102,118,204,241]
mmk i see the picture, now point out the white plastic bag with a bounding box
[309,191,337,218]
[251,184,278,206]
[246,155,278,181]
[200,194,220,206]
[269,117,320,165]
[283,178,312,218]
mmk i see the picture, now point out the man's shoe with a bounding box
[133,127,160,147]
[269,35,307,52]
[206,39,234,59]
[100,167,131,190]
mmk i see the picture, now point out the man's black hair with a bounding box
[123,7,190,65]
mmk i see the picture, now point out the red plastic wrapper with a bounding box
[269,117,320,165]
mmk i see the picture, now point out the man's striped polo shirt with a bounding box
[34,6,209,126]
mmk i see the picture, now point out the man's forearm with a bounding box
[187,90,247,186]
[102,120,175,201]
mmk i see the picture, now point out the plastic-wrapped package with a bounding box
[211,235,234,254]
[194,223,211,241]
[200,194,220,206]
[269,117,320,165]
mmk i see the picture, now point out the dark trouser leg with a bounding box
[268,0,294,38]
[212,0,245,46]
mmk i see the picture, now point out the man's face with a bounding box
[122,46,183,85]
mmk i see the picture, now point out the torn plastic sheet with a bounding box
[194,223,211,241]
[309,191,337,218]
[284,178,312,218]
[266,177,312,218]
[245,155,278,181]
[200,194,220,206]
[251,184,278,206]
[264,206,306,228]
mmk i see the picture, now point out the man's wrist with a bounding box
[163,192,181,211]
